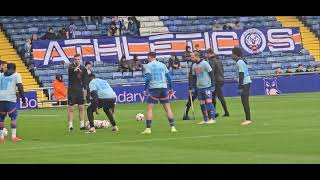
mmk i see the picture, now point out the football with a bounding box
[136,113,145,121]
[3,128,8,137]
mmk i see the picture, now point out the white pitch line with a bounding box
[1,128,320,152]
[19,115,64,117]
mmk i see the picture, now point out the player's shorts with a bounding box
[147,88,170,104]
[68,90,85,106]
[98,98,116,110]
[197,87,213,101]
[0,101,17,121]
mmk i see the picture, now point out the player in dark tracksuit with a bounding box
[67,54,88,131]
[206,49,229,117]
[182,61,197,120]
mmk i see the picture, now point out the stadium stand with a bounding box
[276,16,320,61]
[0,16,319,105]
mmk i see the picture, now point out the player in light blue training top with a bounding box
[232,47,252,126]
[191,51,216,124]
[142,52,177,134]
[86,74,118,133]
[0,63,27,142]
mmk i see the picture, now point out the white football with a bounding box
[101,120,111,128]
[136,113,145,121]
[3,128,8,137]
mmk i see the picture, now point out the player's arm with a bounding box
[143,65,151,96]
[144,73,151,91]
[188,70,193,90]
[68,64,74,75]
[208,70,215,90]
[82,67,87,90]
[237,62,245,89]
[191,64,197,92]
[89,82,99,113]
[16,74,26,105]
[206,62,215,91]
[165,72,172,90]
[164,66,172,90]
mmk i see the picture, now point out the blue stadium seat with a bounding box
[272,63,282,69]
[266,57,277,63]
[123,72,133,78]
[81,31,92,37]
[103,73,113,79]
[133,71,143,78]
[87,25,97,30]
[28,27,39,33]
[112,72,123,79]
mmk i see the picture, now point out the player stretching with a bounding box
[191,52,216,124]
[0,63,27,142]
[142,52,177,134]
[232,47,252,126]
[86,74,118,133]
[67,54,88,131]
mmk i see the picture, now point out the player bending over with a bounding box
[0,63,27,142]
[86,74,118,133]
[191,52,216,124]
[141,52,178,134]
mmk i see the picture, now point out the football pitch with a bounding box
[1,92,320,164]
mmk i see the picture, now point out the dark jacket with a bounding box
[68,63,87,91]
[42,32,56,40]
[168,57,180,69]
[208,55,224,83]
[188,62,194,90]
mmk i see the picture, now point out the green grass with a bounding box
[1,92,320,164]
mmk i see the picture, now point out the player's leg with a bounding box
[86,103,96,133]
[216,82,229,116]
[183,94,192,120]
[67,105,75,131]
[240,83,251,125]
[102,99,118,131]
[8,102,21,142]
[142,90,159,134]
[77,92,86,130]
[212,88,217,109]
[203,88,216,123]
[205,97,216,124]
[198,99,208,124]
[141,103,154,134]
[163,103,177,132]
[197,89,209,124]
[67,91,76,131]
[0,102,7,142]
[160,89,177,132]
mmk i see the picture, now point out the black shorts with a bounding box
[98,98,116,110]
[68,90,85,106]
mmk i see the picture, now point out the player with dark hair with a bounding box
[0,63,26,142]
[206,48,229,117]
[67,54,88,131]
[141,52,177,134]
[232,47,252,126]
[191,51,216,124]
[86,74,118,133]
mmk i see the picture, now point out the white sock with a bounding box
[12,128,16,138]
[0,130,3,138]
[68,121,73,128]
[80,121,84,128]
